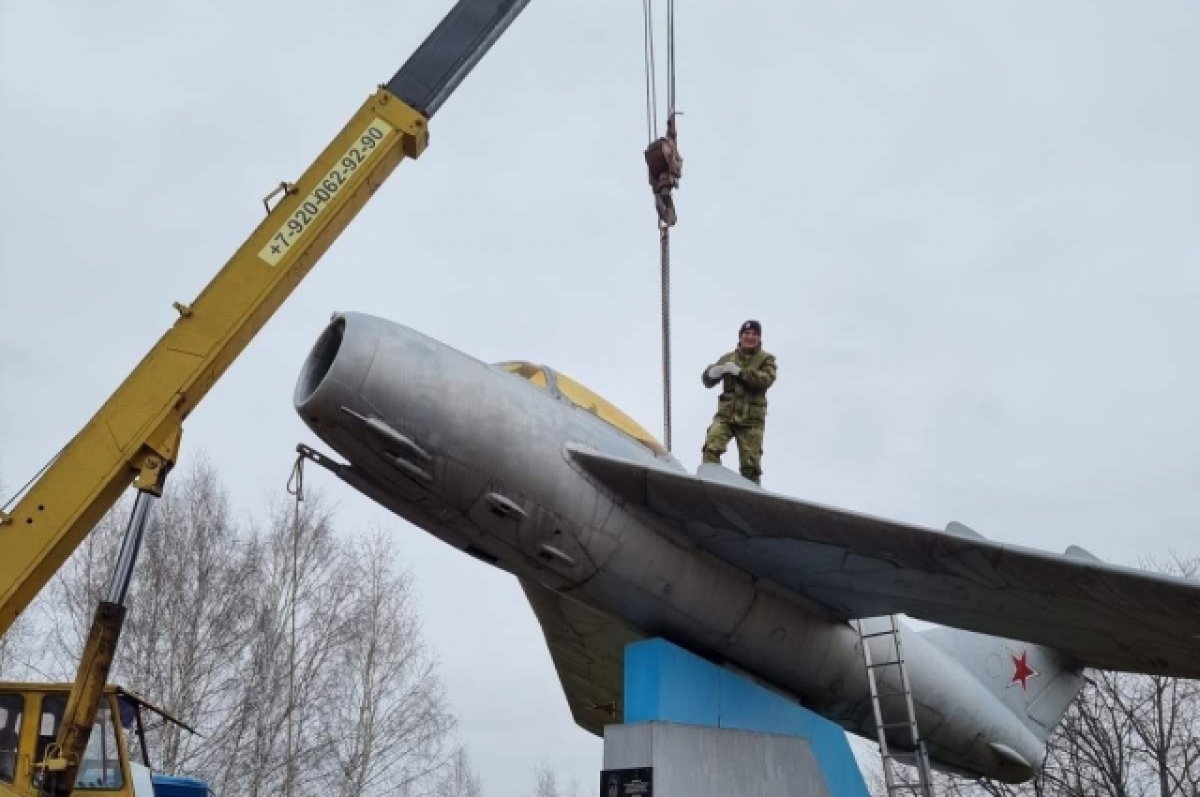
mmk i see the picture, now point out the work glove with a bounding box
[705,365,726,381]
[722,362,742,377]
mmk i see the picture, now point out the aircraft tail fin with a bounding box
[920,626,1086,743]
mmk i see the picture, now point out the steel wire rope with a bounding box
[660,223,672,451]
[284,454,304,797]
[641,0,658,143]
[661,0,676,452]
[0,444,66,514]
[643,0,678,451]
[666,0,676,118]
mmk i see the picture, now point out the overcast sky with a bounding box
[2,1,1199,794]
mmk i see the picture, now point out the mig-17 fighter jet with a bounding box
[293,311,1200,784]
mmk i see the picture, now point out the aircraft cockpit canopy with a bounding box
[496,361,668,457]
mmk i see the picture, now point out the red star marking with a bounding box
[1008,649,1040,692]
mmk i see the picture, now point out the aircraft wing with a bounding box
[567,447,1200,678]
[520,578,643,735]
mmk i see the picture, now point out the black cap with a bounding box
[739,319,762,335]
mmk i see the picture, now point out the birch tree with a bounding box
[434,746,483,797]
[0,610,33,680]
[529,765,586,797]
[534,765,560,797]
[40,458,259,776]
[36,457,462,797]
[321,532,454,797]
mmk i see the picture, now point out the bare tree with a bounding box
[0,611,33,680]
[322,532,455,797]
[528,765,583,797]
[201,486,457,797]
[208,489,357,797]
[39,459,260,777]
[435,746,483,797]
[122,461,259,775]
[534,764,560,797]
[33,458,459,797]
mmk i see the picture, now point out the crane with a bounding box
[0,2,531,794]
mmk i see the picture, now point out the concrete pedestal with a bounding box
[601,639,869,797]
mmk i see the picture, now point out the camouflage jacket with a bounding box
[701,346,777,424]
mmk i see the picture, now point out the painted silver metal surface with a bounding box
[294,312,1200,784]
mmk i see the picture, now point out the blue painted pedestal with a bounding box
[602,638,870,797]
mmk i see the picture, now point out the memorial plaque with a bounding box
[600,767,652,797]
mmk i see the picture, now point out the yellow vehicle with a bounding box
[0,684,197,797]
[0,1,531,794]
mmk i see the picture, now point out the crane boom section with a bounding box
[0,91,427,636]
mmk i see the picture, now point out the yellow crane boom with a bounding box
[0,89,426,635]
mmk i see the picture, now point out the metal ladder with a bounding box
[855,615,936,796]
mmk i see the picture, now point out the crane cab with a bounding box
[0,683,206,797]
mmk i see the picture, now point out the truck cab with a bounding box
[0,683,206,797]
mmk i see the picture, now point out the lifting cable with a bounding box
[642,0,681,452]
[284,453,305,797]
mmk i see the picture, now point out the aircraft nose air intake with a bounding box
[295,314,346,410]
[294,312,381,424]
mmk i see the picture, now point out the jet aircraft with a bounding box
[293,311,1200,784]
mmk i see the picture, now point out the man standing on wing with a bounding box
[701,319,777,484]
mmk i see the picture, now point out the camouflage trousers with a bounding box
[701,419,765,484]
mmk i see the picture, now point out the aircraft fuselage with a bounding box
[295,312,1043,783]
